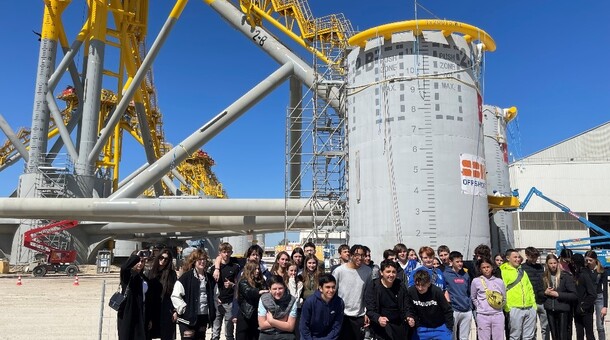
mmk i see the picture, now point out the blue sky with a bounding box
[0,1,609,245]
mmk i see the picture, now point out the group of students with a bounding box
[115,241,608,340]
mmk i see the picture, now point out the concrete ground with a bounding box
[0,268,608,340]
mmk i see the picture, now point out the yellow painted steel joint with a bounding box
[41,0,70,40]
[504,106,518,122]
[170,0,189,19]
[349,19,496,52]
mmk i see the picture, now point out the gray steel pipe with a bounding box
[82,215,319,234]
[204,0,343,114]
[0,114,29,162]
[110,62,295,199]
[0,198,324,218]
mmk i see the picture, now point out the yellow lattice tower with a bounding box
[176,150,226,199]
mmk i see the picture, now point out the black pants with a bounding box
[339,316,364,340]
[235,312,259,340]
[574,309,595,340]
[294,308,301,340]
[178,315,209,340]
[547,310,570,340]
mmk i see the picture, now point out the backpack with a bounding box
[480,277,504,310]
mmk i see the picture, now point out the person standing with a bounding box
[585,251,608,340]
[271,251,291,281]
[408,247,447,297]
[406,270,454,340]
[364,260,409,340]
[363,246,380,280]
[212,242,240,340]
[444,251,472,340]
[543,253,577,340]
[330,244,350,273]
[171,249,217,340]
[471,258,506,340]
[301,255,321,301]
[258,275,298,340]
[393,244,409,285]
[437,246,451,272]
[147,248,178,340]
[500,249,537,340]
[332,244,372,340]
[291,247,305,275]
[287,262,303,340]
[572,254,597,340]
[522,246,550,340]
[236,261,269,340]
[299,274,344,340]
[118,250,151,340]
[303,242,317,257]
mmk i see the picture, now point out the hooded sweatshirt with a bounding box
[299,290,344,340]
[444,267,472,312]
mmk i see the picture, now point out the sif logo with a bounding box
[460,154,486,197]
[461,159,486,180]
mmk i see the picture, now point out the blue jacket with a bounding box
[299,290,344,340]
[408,266,446,291]
[443,267,472,312]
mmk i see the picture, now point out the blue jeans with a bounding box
[595,293,606,340]
[413,325,452,340]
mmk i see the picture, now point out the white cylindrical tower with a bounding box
[346,20,496,259]
[483,105,517,253]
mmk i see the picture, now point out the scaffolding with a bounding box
[285,30,349,244]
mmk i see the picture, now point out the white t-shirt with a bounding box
[332,264,372,317]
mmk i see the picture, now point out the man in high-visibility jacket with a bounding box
[500,249,537,340]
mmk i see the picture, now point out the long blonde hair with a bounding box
[543,253,562,289]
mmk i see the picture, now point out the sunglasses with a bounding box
[159,256,169,261]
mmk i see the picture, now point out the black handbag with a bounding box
[109,281,130,311]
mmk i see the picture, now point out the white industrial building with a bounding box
[508,122,610,253]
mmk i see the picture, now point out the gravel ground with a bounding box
[0,265,223,340]
[0,270,121,340]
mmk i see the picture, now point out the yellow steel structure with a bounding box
[1,0,225,199]
[177,150,226,198]
[237,0,353,68]
[348,19,496,52]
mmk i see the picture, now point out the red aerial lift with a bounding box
[23,220,80,277]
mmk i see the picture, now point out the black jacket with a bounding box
[543,271,577,312]
[591,268,609,308]
[118,255,149,340]
[365,278,409,335]
[175,269,216,327]
[522,261,547,304]
[575,270,597,314]
[238,279,265,319]
[147,270,177,340]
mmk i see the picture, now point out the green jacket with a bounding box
[500,262,536,311]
